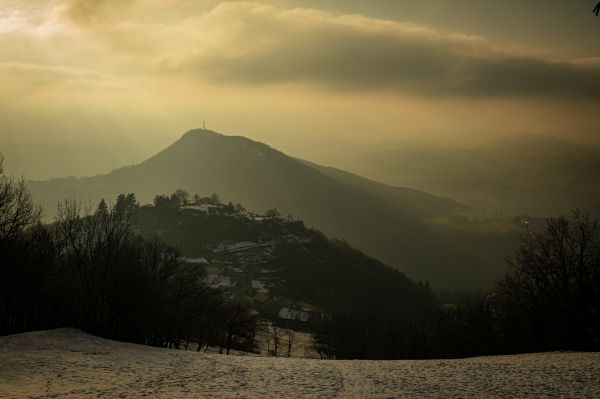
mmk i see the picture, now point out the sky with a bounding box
[0,0,599,159]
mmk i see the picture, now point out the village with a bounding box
[138,196,330,357]
[184,233,329,358]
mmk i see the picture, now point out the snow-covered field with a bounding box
[1,329,599,398]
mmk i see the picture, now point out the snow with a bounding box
[183,205,216,212]
[183,257,208,264]
[2,328,600,398]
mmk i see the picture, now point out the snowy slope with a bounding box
[1,329,599,398]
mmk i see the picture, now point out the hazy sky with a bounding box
[1,0,599,151]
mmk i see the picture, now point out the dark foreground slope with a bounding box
[28,130,517,288]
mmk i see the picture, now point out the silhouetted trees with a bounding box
[0,155,51,335]
[96,198,109,217]
[50,196,257,349]
[495,211,600,351]
[265,208,281,219]
[115,193,138,215]
[172,189,190,207]
[310,211,600,359]
[153,194,180,210]
[0,158,257,351]
[424,211,600,357]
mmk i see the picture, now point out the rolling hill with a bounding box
[27,129,517,289]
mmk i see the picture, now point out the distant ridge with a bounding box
[332,133,600,216]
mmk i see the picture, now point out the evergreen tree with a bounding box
[96,198,108,218]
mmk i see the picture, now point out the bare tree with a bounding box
[0,156,42,243]
[173,189,190,206]
[269,322,283,356]
[285,301,303,357]
[286,328,295,357]
[220,302,256,355]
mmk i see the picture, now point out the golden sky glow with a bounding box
[1,0,599,148]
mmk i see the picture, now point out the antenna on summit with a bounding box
[203,120,206,130]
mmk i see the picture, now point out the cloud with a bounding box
[2,0,599,102]
[172,3,600,99]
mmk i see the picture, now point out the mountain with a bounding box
[27,129,518,289]
[317,134,600,217]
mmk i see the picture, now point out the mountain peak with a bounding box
[174,128,278,158]
[180,128,224,140]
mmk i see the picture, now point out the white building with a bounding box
[278,307,310,322]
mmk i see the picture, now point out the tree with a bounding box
[220,302,257,355]
[269,322,283,356]
[265,208,281,220]
[286,327,295,357]
[54,198,137,334]
[154,194,179,210]
[0,156,42,244]
[210,193,221,205]
[96,198,108,218]
[115,193,138,215]
[284,301,303,357]
[496,211,600,351]
[173,189,190,207]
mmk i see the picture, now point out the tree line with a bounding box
[0,157,256,353]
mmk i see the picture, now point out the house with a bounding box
[204,274,233,288]
[278,306,310,322]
